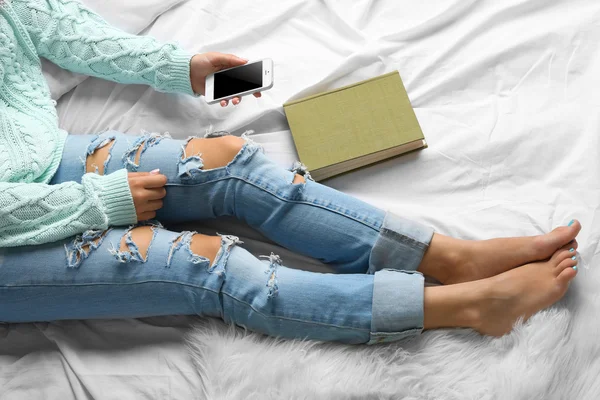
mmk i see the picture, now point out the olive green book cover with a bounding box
[283,71,427,181]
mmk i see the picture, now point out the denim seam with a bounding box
[0,284,372,333]
[372,330,422,334]
[166,177,381,232]
[381,316,424,323]
[380,227,429,251]
[222,292,370,332]
[0,281,221,291]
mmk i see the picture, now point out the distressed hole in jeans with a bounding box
[109,225,157,263]
[260,252,282,299]
[208,234,242,277]
[122,132,170,171]
[64,229,111,268]
[292,174,305,184]
[166,231,218,268]
[290,161,313,184]
[85,138,115,175]
[190,234,221,265]
[183,136,245,170]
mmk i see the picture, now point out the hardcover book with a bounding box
[283,71,427,181]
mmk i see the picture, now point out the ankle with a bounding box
[453,284,483,330]
[418,234,464,283]
[423,281,484,330]
[460,287,485,331]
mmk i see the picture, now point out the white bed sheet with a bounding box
[3,0,600,398]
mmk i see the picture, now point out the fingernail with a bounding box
[568,219,575,226]
[569,248,575,252]
[573,266,578,271]
[571,256,577,260]
[150,169,160,175]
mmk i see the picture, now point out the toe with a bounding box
[551,246,577,264]
[570,219,582,232]
[552,221,581,244]
[554,256,577,277]
[556,264,577,285]
[535,221,581,259]
[565,220,581,243]
[568,239,578,252]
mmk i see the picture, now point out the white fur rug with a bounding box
[186,262,600,399]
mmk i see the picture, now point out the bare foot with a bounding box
[423,245,578,336]
[472,244,578,336]
[419,220,581,284]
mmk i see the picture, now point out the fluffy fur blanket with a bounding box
[186,266,599,399]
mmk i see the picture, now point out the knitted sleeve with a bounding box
[10,0,196,95]
[0,169,137,247]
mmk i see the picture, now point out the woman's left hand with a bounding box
[190,52,262,107]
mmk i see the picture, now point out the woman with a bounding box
[0,0,580,345]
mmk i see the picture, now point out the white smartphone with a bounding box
[205,58,273,104]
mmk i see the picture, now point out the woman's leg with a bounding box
[50,131,581,282]
[51,131,435,276]
[0,225,425,344]
[0,225,578,341]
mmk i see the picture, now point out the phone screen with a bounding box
[214,61,263,99]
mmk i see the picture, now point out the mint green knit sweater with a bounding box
[0,0,195,247]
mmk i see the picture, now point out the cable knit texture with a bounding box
[0,0,195,247]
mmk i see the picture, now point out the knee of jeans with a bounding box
[108,225,159,263]
[180,232,221,266]
[178,130,267,179]
[85,136,116,175]
[106,224,239,274]
[166,232,242,277]
[183,135,245,170]
[106,223,212,265]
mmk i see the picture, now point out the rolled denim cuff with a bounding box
[368,212,434,274]
[368,269,424,345]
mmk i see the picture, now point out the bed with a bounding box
[2,0,600,398]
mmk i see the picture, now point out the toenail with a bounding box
[569,248,575,252]
[568,219,575,227]
[571,256,577,260]
[573,266,578,271]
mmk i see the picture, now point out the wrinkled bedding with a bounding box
[3,0,600,398]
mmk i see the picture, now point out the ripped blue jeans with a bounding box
[0,131,434,345]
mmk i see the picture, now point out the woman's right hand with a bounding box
[128,170,167,221]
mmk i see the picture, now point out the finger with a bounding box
[128,170,160,178]
[146,199,164,211]
[210,52,248,69]
[225,53,248,67]
[142,174,168,188]
[253,92,262,98]
[232,97,240,105]
[220,100,228,107]
[138,211,156,221]
[147,187,167,200]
